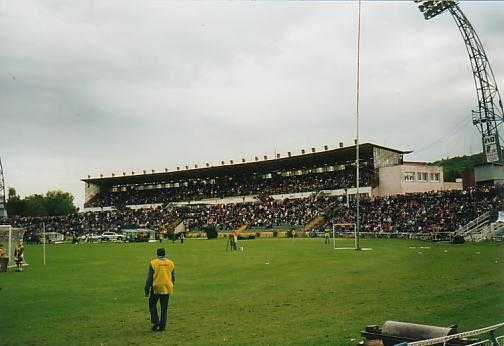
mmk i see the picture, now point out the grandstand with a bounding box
[7,142,498,242]
[83,142,461,210]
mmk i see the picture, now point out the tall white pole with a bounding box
[355,0,362,250]
[43,222,46,266]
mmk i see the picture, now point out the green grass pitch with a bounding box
[1,238,503,345]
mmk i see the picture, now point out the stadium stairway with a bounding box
[237,224,248,233]
[160,219,183,234]
[454,211,503,242]
[303,215,326,232]
[471,221,504,242]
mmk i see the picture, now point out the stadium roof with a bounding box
[82,143,411,187]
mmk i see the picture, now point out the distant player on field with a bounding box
[232,231,238,250]
[14,241,25,272]
[145,248,176,332]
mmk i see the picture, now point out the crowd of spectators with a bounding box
[202,195,335,230]
[85,167,375,208]
[323,186,501,234]
[10,186,501,242]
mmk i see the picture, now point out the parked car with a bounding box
[100,232,123,242]
[79,234,102,242]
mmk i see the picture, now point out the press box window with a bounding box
[404,172,416,181]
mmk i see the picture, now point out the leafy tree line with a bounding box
[6,188,78,217]
[431,152,485,182]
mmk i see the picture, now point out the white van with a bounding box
[42,232,65,244]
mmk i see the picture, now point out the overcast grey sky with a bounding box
[1,1,503,208]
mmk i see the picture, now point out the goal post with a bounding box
[331,223,356,250]
[0,224,26,268]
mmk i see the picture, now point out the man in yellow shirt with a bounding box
[144,248,176,332]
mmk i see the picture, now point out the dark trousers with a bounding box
[149,293,170,329]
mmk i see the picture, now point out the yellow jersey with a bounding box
[150,258,175,295]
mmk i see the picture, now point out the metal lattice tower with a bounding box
[0,157,6,219]
[415,0,504,163]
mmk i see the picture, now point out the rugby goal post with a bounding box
[0,224,26,268]
[331,223,356,250]
[331,223,372,251]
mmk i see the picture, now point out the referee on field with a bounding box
[145,248,176,331]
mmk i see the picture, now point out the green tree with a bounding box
[45,190,78,216]
[6,189,78,217]
[431,152,485,182]
[6,188,25,216]
[23,194,47,217]
[8,187,16,199]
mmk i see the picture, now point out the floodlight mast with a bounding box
[414,0,504,163]
[0,157,7,220]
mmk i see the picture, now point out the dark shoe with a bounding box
[158,327,166,332]
[151,324,159,331]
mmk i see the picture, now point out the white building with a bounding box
[377,161,462,196]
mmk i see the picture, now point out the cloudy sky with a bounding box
[1,1,503,207]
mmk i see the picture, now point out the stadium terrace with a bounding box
[82,142,461,210]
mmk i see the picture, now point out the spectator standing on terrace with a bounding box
[145,248,176,332]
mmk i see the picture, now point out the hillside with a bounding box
[431,152,485,182]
